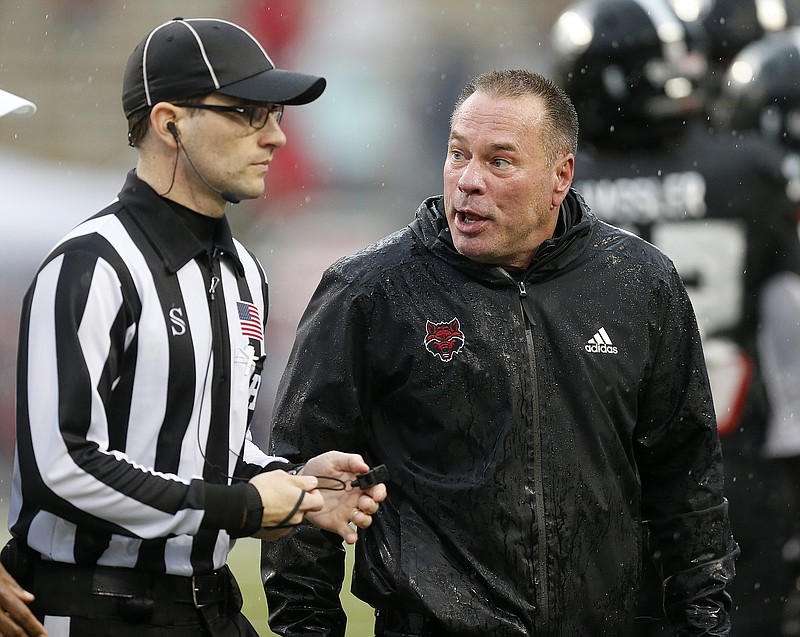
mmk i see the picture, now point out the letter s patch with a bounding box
[169,307,186,336]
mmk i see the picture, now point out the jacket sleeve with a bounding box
[634,263,739,636]
[262,265,371,637]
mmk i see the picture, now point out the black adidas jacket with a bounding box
[262,190,737,636]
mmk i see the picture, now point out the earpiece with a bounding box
[167,119,241,204]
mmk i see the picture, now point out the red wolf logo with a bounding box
[424,318,465,362]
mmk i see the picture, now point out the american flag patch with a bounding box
[236,301,263,341]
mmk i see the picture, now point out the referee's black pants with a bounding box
[2,540,258,637]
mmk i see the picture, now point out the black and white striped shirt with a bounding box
[10,171,284,575]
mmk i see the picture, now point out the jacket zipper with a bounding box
[204,249,228,483]
[209,274,220,300]
[208,248,225,384]
[517,280,550,631]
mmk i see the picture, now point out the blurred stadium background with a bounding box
[0,1,570,634]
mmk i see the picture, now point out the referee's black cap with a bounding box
[122,17,326,117]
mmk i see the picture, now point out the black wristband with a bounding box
[241,484,264,536]
[259,461,305,475]
[262,489,306,530]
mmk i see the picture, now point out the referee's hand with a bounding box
[248,470,323,542]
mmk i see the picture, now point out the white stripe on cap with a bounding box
[141,20,172,107]
[176,20,222,92]
[140,19,219,107]
[140,18,277,108]
[199,18,277,68]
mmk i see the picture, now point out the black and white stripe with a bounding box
[10,171,282,575]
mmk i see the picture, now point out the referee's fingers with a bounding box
[299,488,324,514]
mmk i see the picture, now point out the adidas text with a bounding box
[585,343,618,354]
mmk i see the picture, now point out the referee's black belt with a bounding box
[28,557,228,616]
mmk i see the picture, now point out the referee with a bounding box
[3,17,385,637]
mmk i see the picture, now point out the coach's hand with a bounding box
[0,562,47,636]
[301,451,388,545]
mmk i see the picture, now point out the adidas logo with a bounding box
[585,327,618,354]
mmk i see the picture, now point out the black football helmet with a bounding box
[668,0,800,67]
[716,26,800,150]
[552,0,706,145]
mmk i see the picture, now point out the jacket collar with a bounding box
[410,188,594,284]
[116,170,243,276]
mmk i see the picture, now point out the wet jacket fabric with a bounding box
[573,124,800,635]
[261,191,738,636]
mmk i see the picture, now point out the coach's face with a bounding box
[443,91,573,270]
